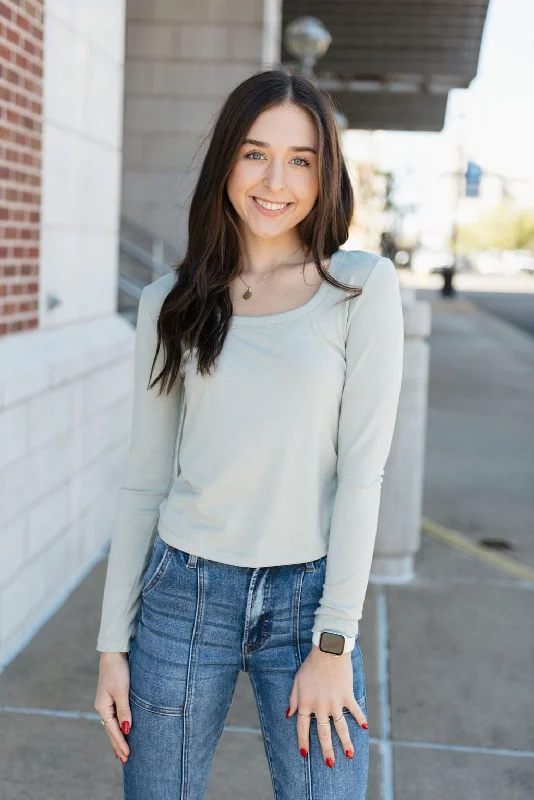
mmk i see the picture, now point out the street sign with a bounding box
[465,161,482,197]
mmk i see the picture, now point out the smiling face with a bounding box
[226,102,320,244]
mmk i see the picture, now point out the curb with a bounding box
[422,517,534,583]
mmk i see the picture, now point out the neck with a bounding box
[239,234,309,277]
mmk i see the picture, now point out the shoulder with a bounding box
[337,250,402,331]
[335,249,397,291]
[139,269,179,322]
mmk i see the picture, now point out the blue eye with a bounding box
[292,156,311,167]
[244,150,311,168]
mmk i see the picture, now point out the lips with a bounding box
[251,196,292,215]
[254,197,290,207]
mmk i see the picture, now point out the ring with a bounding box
[101,714,116,727]
[297,712,344,723]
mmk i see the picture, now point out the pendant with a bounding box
[243,288,252,299]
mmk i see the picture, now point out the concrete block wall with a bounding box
[39,0,125,329]
[0,0,128,671]
[0,315,134,669]
[122,0,282,250]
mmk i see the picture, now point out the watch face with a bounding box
[320,631,345,656]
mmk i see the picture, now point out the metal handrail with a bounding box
[118,273,144,301]
[119,238,170,280]
[118,216,180,301]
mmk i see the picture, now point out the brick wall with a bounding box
[0,0,127,670]
[0,0,44,336]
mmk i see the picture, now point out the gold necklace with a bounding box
[237,245,306,299]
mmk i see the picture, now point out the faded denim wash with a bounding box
[123,532,369,799]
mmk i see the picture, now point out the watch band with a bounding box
[312,630,356,656]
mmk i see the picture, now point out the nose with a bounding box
[263,158,287,193]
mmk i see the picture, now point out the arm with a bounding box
[96,288,184,652]
[312,256,404,638]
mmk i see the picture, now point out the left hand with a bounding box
[287,644,368,767]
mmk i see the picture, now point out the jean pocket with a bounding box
[128,686,185,716]
[339,694,368,725]
[350,639,367,708]
[173,545,197,569]
[141,534,174,599]
[307,554,327,573]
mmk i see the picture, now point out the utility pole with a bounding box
[442,112,466,297]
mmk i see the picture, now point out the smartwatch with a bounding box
[312,630,356,656]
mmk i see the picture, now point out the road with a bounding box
[397,269,534,337]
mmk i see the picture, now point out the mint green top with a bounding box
[96,249,404,652]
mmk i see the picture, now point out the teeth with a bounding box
[254,197,289,211]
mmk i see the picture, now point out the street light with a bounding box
[284,16,332,77]
[284,16,347,131]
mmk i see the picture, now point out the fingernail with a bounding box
[300,748,308,757]
[345,749,354,759]
[325,757,334,768]
[121,721,130,735]
[361,722,368,730]
[285,707,290,719]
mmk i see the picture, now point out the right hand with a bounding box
[94,652,132,764]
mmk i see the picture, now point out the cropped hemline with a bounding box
[158,520,328,568]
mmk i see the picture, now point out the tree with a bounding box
[457,202,534,252]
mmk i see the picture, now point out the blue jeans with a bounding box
[124,532,369,799]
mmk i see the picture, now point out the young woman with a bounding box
[94,68,404,799]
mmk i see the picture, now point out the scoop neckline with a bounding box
[230,248,347,327]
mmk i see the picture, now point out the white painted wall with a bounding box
[0,0,129,670]
[39,0,125,327]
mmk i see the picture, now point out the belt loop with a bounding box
[187,553,198,569]
[305,561,315,573]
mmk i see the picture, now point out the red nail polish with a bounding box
[285,707,290,719]
[121,721,130,735]
[345,749,354,758]
[300,747,308,757]
[325,757,334,768]
[361,722,368,730]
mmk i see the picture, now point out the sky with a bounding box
[378,0,534,206]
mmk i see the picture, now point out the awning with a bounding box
[281,0,490,131]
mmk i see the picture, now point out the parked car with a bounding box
[505,250,534,275]
[473,249,534,275]
[410,246,455,275]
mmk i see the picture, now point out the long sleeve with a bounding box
[96,287,183,652]
[312,256,404,638]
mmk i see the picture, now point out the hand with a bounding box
[94,652,132,765]
[286,644,368,767]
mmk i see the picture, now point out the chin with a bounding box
[250,224,293,238]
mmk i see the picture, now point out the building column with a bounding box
[0,0,128,670]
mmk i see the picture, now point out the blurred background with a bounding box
[1,1,533,798]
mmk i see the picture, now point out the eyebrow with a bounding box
[242,138,317,155]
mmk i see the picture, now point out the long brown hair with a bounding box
[149,68,361,396]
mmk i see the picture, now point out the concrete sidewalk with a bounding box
[1,291,533,799]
